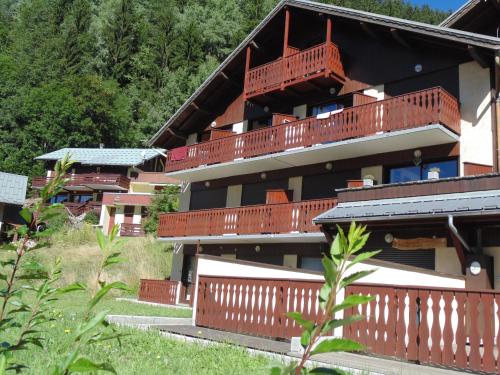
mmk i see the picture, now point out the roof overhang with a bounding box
[314,189,500,225]
[158,232,326,245]
[148,0,500,148]
[163,125,459,183]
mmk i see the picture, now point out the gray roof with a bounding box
[148,0,500,146]
[35,148,165,167]
[314,189,500,224]
[0,171,28,206]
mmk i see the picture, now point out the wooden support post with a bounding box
[283,8,290,57]
[244,46,251,100]
[326,16,332,43]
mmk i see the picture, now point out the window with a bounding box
[389,159,458,183]
[299,257,323,272]
[310,102,344,117]
[49,195,68,204]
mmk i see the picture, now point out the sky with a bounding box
[408,0,467,11]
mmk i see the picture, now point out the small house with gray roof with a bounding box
[0,171,28,241]
[33,148,176,237]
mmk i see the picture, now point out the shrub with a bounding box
[83,211,99,225]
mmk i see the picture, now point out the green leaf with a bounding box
[332,294,374,314]
[321,256,337,285]
[287,312,314,333]
[68,358,116,373]
[310,338,364,355]
[19,208,32,224]
[340,270,376,289]
[319,283,331,310]
[347,250,381,269]
[321,315,363,334]
[57,282,87,294]
[87,282,129,311]
[95,229,107,252]
[269,367,282,375]
[103,253,126,269]
[76,310,109,340]
[300,330,311,349]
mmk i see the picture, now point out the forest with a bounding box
[0,0,451,177]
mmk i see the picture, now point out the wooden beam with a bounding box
[219,71,242,90]
[250,40,259,50]
[190,102,210,115]
[390,28,411,48]
[468,45,489,68]
[326,16,332,43]
[392,237,447,250]
[359,22,379,39]
[167,127,187,140]
[244,46,251,100]
[320,226,333,245]
[283,8,290,57]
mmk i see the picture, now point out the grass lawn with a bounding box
[6,292,281,374]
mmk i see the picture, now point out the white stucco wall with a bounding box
[195,256,465,288]
[459,61,493,174]
[232,121,245,134]
[179,188,191,212]
[363,84,385,100]
[99,204,109,231]
[283,254,298,268]
[435,247,463,276]
[170,245,184,281]
[114,206,124,225]
[288,176,303,202]
[132,206,142,224]
[226,185,242,207]
[293,104,307,119]
[186,133,198,146]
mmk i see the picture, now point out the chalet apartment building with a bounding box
[33,148,176,237]
[147,0,500,304]
[0,171,28,242]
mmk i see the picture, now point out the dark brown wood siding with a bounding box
[189,187,228,210]
[302,170,360,200]
[241,179,288,206]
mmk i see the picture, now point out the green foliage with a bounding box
[272,222,380,374]
[0,0,450,177]
[83,211,99,225]
[143,185,180,235]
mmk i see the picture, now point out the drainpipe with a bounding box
[447,215,471,253]
[493,51,500,172]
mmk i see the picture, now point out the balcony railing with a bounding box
[244,41,345,99]
[63,200,102,216]
[157,198,337,237]
[120,223,145,237]
[32,173,130,190]
[164,87,461,173]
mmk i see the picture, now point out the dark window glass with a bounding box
[241,179,288,206]
[50,195,68,203]
[311,102,344,117]
[299,257,323,272]
[389,159,458,183]
[302,170,360,200]
[190,187,228,210]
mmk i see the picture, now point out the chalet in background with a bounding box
[138,0,500,372]
[0,171,27,242]
[33,148,177,237]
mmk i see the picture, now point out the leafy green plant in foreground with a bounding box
[0,153,129,374]
[272,223,380,375]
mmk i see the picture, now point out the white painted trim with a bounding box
[161,232,327,244]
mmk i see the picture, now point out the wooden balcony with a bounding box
[165,87,461,173]
[157,198,337,237]
[244,41,345,100]
[63,200,102,216]
[32,173,130,191]
[120,223,145,237]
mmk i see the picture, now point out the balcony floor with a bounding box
[165,124,459,183]
[158,232,326,244]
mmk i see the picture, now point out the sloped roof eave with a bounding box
[148,0,500,147]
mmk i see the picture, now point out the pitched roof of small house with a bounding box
[35,148,165,167]
[0,171,28,206]
[148,0,500,148]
